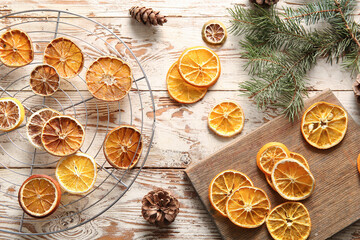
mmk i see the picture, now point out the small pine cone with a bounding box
[250,0,279,6]
[129,6,167,26]
[353,74,360,104]
[141,188,180,227]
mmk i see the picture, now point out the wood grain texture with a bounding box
[186,90,360,240]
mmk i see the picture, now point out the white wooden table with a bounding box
[0,0,359,239]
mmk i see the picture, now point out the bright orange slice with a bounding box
[202,20,227,45]
[41,115,85,156]
[178,46,221,87]
[256,142,290,175]
[226,186,271,228]
[301,102,348,149]
[18,174,61,218]
[103,125,143,169]
[290,152,309,169]
[209,170,253,216]
[26,108,61,149]
[86,56,132,102]
[0,29,34,67]
[266,202,311,240]
[166,62,207,103]
[30,65,60,96]
[357,154,360,175]
[208,101,245,137]
[272,159,315,201]
[0,97,25,131]
[44,37,84,79]
[56,152,97,194]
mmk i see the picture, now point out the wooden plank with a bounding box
[186,90,360,239]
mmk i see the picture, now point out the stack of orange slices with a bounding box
[166,46,221,104]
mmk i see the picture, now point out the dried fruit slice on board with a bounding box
[256,142,290,175]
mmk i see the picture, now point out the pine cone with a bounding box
[141,188,179,227]
[353,74,360,104]
[129,6,167,26]
[250,0,279,6]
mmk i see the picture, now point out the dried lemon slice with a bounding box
[0,29,34,67]
[30,65,60,96]
[0,97,25,131]
[202,20,227,45]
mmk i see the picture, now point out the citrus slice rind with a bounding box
[103,125,143,169]
[41,115,85,157]
[86,56,132,102]
[290,152,309,169]
[208,170,253,217]
[202,20,227,45]
[272,158,315,201]
[0,97,25,132]
[166,62,207,104]
[18,174,61,218]
[26,108,61,149]
[0,29,34,67]
[256,142,290,175]
[56,152,97,194]
[208,101,245,137]
[301,101,348,149]
[226,186,271,228]
[178,46,221,87]
[30,65,60,96]
[265,174,276,191]
[266,202,311,240]
[44,37,84,79]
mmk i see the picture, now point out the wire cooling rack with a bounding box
[0,9,156,236]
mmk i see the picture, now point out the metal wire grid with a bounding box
[0,9,156,235]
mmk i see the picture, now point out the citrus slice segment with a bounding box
[226,186,271,228]
[41,115,85,156]
[290,152,309,169]
[209,170,253,217]
[265,174,276,191]
[178,46,221,87]
[202,20,227,45]
[44,37,84,79]
[0,97,25,131]
[272,159,315,201]
[301,101,348,149]
[0,29,34,67]
[166,62,207,104]
[103,125,143,169]
[208,101,245,137]
[266,202,311,240]
[26,108,61,149]
[56,152,97,194]
[256,142,290,175]
[18,174,61,218]
[86,56,132,102]
[30,65,60,96]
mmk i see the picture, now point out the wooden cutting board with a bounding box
[185,89,360,240]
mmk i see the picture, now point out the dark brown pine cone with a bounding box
[250,0,279,6]
[141,188,180,227]
[129,6,167,26]
[353,74,360,104]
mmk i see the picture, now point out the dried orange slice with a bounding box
[265,174,276,191]
[103,125,143,169]
[0,97,25,132]
[290,152,309,169]
[256,142,290,175]
[0,29,34,67]
[30,65,60,96]
[208,101,245,137]
[209,170,253,216]
[26,108,61,149]
[202,20,227,45]
[166,62,207,104]
[44,37,84,79]
[56,152,97,194]
[266,202,311,240]
[41,115,85,156]
[301,102,348,149]
[86,56,132,102]
[357,154,360,175]
[18,174,61,218]
[178,46,221,87]
[272,159,315,201]
[226,186,271,228]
